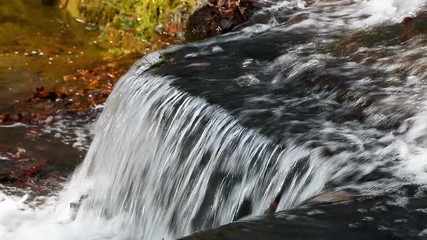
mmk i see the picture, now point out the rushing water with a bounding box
[1,0,427,239]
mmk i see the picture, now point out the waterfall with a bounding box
[61,58,335,239]
[1,0,427,239]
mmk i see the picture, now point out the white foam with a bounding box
[42,117,94,151]
[349,0,425,28]
[287,0,425,30]
[0,184,135,240]
[396,105,427,183]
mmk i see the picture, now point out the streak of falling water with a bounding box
[60,60,334,239]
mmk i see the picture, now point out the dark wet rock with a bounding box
[335,12,427,59]
[234,198,253,221]
[399,12,427,42]
[185,0,263,42]
[154,29,407,144]
[181,193,427,240]
[0,145,71,194]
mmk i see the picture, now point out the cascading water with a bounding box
[1,0,427,239]
[63,70,332,239]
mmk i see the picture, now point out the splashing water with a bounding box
[283,0,425,30]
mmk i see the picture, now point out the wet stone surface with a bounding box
[151,28,402,145]
[0,125,84,194]
[185,0,265,42]
[182,189,427,240]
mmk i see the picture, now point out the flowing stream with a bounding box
[1,0,427,239]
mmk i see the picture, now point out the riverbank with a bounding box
[0,0,142,195]
[60,0,203,54]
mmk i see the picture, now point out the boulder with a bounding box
[185,0,262,42]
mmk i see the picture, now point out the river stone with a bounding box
[185,0,261,42]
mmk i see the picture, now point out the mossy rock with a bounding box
[61,0,202,53]
[185,0,262,42]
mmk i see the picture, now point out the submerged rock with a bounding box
[0,62,130,126]
[0,149,47,182]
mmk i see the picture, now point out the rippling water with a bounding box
[1,0,427,239]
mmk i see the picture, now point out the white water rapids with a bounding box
[1,0,427,239]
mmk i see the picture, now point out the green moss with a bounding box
[64,0,203,54]
[105,0,202,42]
[79,0,118,25]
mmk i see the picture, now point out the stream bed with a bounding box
[0,0,135,196]
[1,0,427,239]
